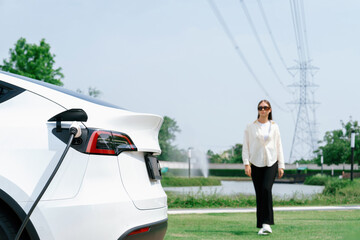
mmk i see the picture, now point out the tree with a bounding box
[207,150,223,163]
[158,116,186,161]
[314,119,360,165]
[207,144,243,163]
[88,87,101,98]
[0,38,64,86]
[230,144,243,163]
[77,87,102,98]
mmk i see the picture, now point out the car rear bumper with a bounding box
[119,218,168,240]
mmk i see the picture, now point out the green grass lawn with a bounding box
[161,177,221,187]
[165,210,360,240]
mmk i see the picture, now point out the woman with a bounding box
[242,99,285,235]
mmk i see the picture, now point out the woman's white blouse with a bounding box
[259,121,271,141]
[242,120,285,169]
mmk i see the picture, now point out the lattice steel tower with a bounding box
[288,62,318,162]
[288,0,319,163]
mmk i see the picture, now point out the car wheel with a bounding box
[0,210,17,240]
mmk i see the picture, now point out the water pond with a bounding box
[163,181,325,200]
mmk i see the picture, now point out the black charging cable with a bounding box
[15,125,79,240]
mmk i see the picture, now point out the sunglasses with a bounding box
[258,106,270,111]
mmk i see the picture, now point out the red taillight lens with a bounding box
[112,132,136,153]
[127,227,150,236]
[86,131,115,155]
[86,130,136,155]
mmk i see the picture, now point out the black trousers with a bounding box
[251,162,278,228]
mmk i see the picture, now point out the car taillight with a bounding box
[127,227,150,236]
[86,130,136,155]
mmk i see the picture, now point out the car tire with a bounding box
[0,209,18,240]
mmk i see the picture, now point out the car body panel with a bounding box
[0,71,168,239]
[0,90,67,200]
[0,71,163,154]
[118,152,167,210]
[36,154,167,239]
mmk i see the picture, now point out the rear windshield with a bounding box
[0,80,25,103]
[0,71,123,110]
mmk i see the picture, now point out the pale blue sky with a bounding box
[1,0,359,162]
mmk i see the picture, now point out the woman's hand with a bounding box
[278,168,284,178]
[245,165,251,177]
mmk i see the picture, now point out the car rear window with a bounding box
[0,81,25,104]
[0,71,123,109]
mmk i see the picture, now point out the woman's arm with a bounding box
[242,126,250,166]
[276,125,285,179]
[245,164,251,177]
[276,125,285,169]
[242,125,251,177]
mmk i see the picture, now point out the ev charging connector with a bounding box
[70,121,82,138]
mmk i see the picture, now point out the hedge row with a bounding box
[163,168,204,177]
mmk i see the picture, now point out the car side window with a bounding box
[0,81,25,104]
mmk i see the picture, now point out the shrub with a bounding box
[304,174,331,186]
[337,180,360,198]
[166,191,257,208]
[209,169,247,177]
[323,179,352,195]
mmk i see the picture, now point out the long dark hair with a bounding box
[257,99,272,120]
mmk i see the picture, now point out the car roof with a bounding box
[0,70,124,110]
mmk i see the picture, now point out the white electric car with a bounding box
[0,70,167,240]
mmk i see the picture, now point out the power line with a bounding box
[290,0,302,60]
[207,0,286,111]
[256,0,295,77]
[300,0,311,61]
[239,0,290,92]
[290,0,309,62]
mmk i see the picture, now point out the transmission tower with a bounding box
[288,62,319,162]
[288,0,319,163]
